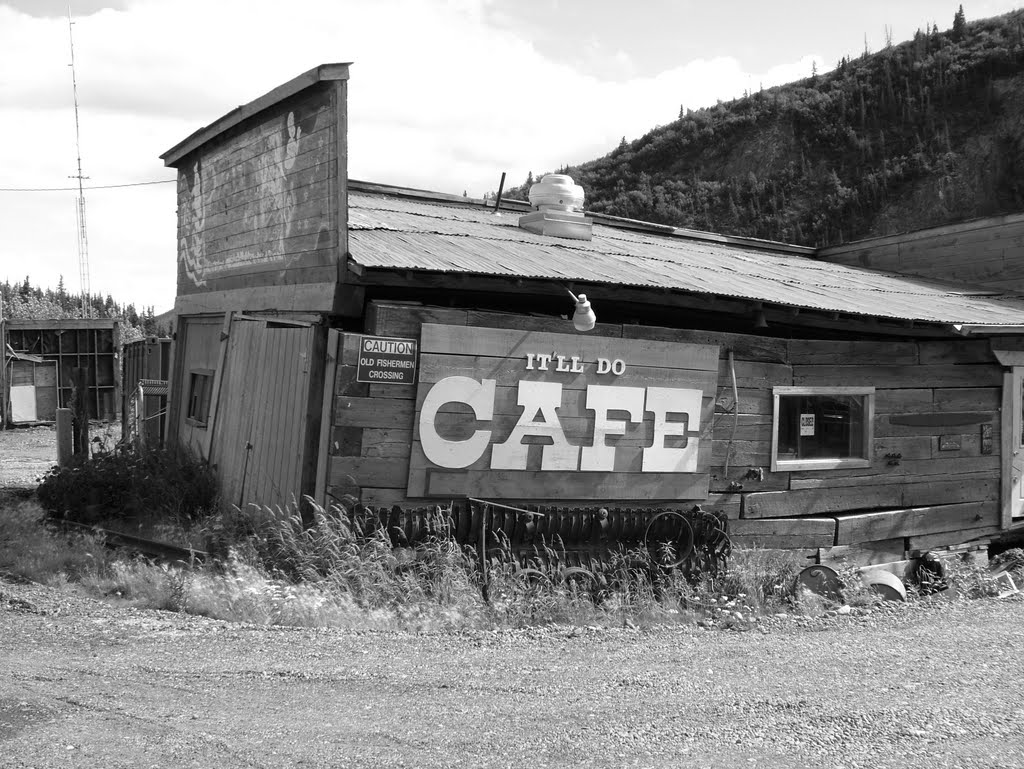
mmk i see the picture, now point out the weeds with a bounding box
[37,444,218,527]
[0,499,107,585]
[3,487,1014,632]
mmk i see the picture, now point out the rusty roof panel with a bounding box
[347,193,1024,326]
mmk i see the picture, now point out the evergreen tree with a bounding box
[952,5,967,42]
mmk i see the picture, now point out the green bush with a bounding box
[36,445,218,526]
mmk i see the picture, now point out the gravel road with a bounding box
[0,427,56,488]
[2,576,1023,768]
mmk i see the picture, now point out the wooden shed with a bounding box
[2,318,120,426]
[161,64,1024,560]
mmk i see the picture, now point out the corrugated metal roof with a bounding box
[347,192,1024,326]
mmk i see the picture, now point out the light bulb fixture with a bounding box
[567,288,597,332]
[752,305,769,329]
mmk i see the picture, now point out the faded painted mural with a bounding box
[176,89,336,295]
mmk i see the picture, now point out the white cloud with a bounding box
[0,0,833,310]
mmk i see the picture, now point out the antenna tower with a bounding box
[68,6,91,318]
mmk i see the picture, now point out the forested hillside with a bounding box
[505,6,1024,247]
[0,276,165,342]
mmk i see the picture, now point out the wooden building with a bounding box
[121,336,172,448]
[161,64,1024,559]
[2,318,120,426]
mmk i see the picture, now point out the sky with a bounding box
[2,0,1022,313]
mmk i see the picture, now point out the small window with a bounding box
[186,370,214,427]
[771,387,874,471]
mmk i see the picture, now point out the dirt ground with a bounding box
[1,574,1023,769]
[0,425,58,488]
[0,423,121,489]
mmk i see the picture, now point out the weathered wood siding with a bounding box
[325,301,1004,553]
[172,316,224,459]
[818,213,1024,292]
[174,85,341,311]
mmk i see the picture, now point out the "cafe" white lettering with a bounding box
[418,376,702,473]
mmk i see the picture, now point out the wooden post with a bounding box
[71,367,89,459]
[0,292,6,430]
[56,408,73,467]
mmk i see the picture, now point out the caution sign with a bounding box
[356,335,418,385]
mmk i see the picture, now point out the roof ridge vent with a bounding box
[518,174,593,241]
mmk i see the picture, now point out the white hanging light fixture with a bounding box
[567,288,596,332]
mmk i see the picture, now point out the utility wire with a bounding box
[0,179,175,192]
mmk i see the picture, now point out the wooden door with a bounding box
[209,318,325,512]
[1004,367,1024,522]
[34,361,58,421]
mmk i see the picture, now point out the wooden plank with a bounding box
[933,387,1000,412]
[875,413,998,438]
[702,493,743,520]
[907,525,1003,552]
[419,324,720,371]
[622,325,788,363]
[717,359,792,388]
[367,302,469,337]
[788,340,918,365]
[465,310,622,336]
[417,354,718,391]
[7,318,116,331]
[368,383,416,400]
[358,487,414,509]
[874,389,932,414]
[918,339,995,365]
[708,466,789,493]
[202,197,335,255]
[195,127,335,199]
[886,411,994,427]
[196,155,334,236]
[745,478,999,519]
[714,387,772,416]
[711,439,770,466]
[729,516,834,548]
[731,534,833,549]
[334,396,414,429]
[315,329,340,509]
[360,428,414,459]
[710,414,772,442]
[330,426,364,457]
[788,455,1000,489]
[329,456,409,488]
[818,538,906,568]
[173,280,339,316]
[1001,370,1014,530]
[833,500,1000,544]
[792,364,1002,389]
[415,468,710,501]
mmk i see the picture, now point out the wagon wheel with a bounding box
[643,511,695,569]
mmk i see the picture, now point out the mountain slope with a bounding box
[506,8,1024,247]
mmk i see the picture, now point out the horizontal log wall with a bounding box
[818,213,1024,292]
[326,301,1006,554]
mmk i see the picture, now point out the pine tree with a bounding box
[952,5,967,42]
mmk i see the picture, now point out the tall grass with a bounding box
[11,491,1013,631]
[0,497,107,586]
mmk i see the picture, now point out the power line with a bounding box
[0,179,175,192]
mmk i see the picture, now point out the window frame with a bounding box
[770,386,875,472]
[185,369,215,428]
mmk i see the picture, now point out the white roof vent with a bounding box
[518,174,593,241]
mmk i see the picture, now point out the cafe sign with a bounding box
[407,324,719,500]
